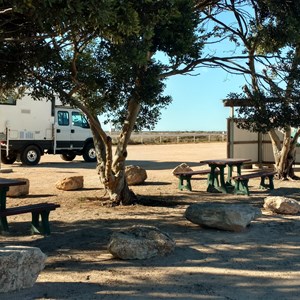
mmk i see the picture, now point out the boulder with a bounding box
[264,196,300,215]
[6,178,29,197]
[172,163,193,176]
[0,246,46,293]
[125,165,147,185]
[55,176,84,191]
[107,225,176,260]
[185,203,261,232]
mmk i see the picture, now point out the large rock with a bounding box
[264,196,300,215]
[125,165,147,185]
[185,203,261,232]
[107,225,176,260]
[172,163,193,176]
[0,246,46,293]
[55,176,83,191]
[6,178,29,197]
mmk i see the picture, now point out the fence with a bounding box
[109,132,227,145]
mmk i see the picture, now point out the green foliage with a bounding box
[255,0,300,52]
[0,0,205,131]
[219,0,300,134]
[228,92,300,133]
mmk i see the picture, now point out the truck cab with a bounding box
[0,95,96,165]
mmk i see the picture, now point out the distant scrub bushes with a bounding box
[109,132,226,145]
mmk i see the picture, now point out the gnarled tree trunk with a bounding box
[269,127,300,180]
[87,96,141,206]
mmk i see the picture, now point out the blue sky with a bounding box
[100,67,246,132]
[153,67,245,132]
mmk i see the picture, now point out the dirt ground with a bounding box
[1,142,300,300]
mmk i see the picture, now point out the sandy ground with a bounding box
[1,142,300,300]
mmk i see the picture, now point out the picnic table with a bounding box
[0,178,60,235]
[200,158,251,193]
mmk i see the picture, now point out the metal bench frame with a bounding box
[174,170,220,191]
[0,203,60,235]
[232,171,277,196]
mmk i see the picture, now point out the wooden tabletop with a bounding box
[0,178,27,187]
[200,158,251,166]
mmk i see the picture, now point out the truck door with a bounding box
[70,110,92,147]
[55,110,72,149]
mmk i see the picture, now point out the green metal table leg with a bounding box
[259,175,274,190]
[268,175,274,190]
[207,165,223,193]
[226,165,233,185]
[178,175,192,191]
[218,166,228,193]
[234,179,250,195]
[41,211,51,235]
[31,212,41,234]
[0,187,9,232]
[31,211,51,235]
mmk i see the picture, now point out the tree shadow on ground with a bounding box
[137,194,195,207]
[2,209,300,300]
[16,159,200,171]
[2,190,300,300]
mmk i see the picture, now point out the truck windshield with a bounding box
[72,111,90,128]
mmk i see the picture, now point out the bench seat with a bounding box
[0,203,60,235]
[174,169,220,191]
[232,170,277,195]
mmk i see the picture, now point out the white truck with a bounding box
[0,94,96,165]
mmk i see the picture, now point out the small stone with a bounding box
[125,165,147,185]
[6,178,29,197]
[185,202,261,232]
[264,196,300,215]
[172,163,193,176]
[0,246,46,293]
[55,176,83,191]
[107,225,176,260]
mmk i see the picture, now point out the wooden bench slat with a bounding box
[0,178,27,187]
[232,171,276,180]
[0,203,60,235]
[174,169,212,176]
[0,203,60,217]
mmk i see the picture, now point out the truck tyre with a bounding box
[82,143,96,162]
[1,151,17,164]
[60,152,76,161]
[21,145,41,165]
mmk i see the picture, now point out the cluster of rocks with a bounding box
[55,165,147,191]
[106,195,300,262]
[183,196,300,232]
[4,165,148,194]
[2,166,300,294]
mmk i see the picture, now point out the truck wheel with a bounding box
[83,143,96,162]
[21,145,41,165]
[1,151,17,164]
[60,152,76,161]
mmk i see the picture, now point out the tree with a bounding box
[206,0,300,180]
[0,0,221,205]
